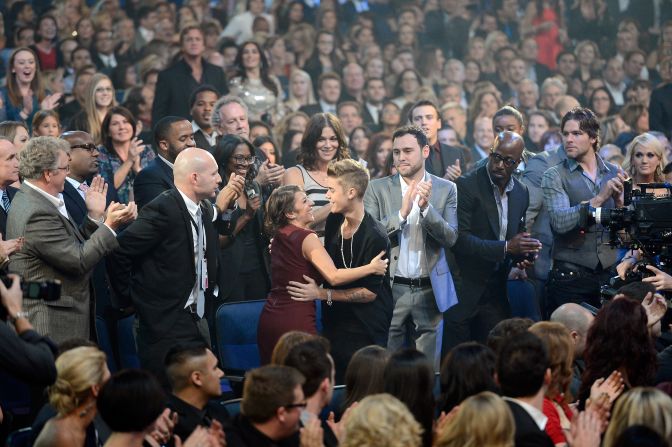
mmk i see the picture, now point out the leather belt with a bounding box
[393,276,431,288]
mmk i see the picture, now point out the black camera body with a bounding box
[0,275,62,320]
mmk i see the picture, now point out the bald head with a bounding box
[174,148,221,201]
[488,131,524,189]
[60,130,92,144]
[550,303,594,357]
[494,130,525,155]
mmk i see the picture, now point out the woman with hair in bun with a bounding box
[34,346,110,447]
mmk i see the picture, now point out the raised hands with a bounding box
[85,175,110,220]
[104,201,138,230]
[216,172,245,212]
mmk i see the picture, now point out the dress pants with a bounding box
[388,283,441,368]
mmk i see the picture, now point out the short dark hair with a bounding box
[317,72,341,90]
[556,50,576,64]
[492,105,525,130]
[154,116,187,147]
[440,342,498,413]
[98,369,167,433]
[180,25,203,45]
[561,107,601,151]
[189,84,220,109]
[392,125,429,148]
[487,318,534,357]
[496,331,549,398]
[364,77,384,90]
[408,100,440,123]
[617,282,657,302]
[284,338,332,398]
[164,343,209,391]
[241,365,305,423]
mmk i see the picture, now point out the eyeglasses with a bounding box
[70,143,97,152]
[634,152,658,159]
[231,155,256,164]
[283,401,307,410]
[95,87,113,93]
[489,151,519,168]
[54,165,70,173]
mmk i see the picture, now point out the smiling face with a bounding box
[315,126,340,163]
[108,113,133,144]
[38,17,58,41]
[226,143,255,178]
[12,50,37,85]
[241,42,261,70]
[290,190,315,226]
[94,78,114,108]
[326,175,351,214]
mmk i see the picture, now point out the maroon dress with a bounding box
[257,224,323,364]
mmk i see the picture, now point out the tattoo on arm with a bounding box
[335,288,376,303]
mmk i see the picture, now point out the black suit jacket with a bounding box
[507,401,554,447]
[649,83,672,138]
[133,158,175,209]
[451,165,529,316]
[108,189,220,373]
[0,186,18,238]
[425,143,466,178]
[299,103,325,117]
[152,59,228,124]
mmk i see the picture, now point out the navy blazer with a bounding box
[451,165,529,316]
[133,158,174,209]
[62,179,118,226]
[0,185,18,238]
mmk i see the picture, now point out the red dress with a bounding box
[257,224,323,364]
[533,7,562,70]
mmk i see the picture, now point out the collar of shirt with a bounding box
[178,188,200,222]
[66,176,83,190]
[319,99,337,114]
[504,397,548,430]
[191,121,218,146]
[486,167,515,195]
[430,141,441,154]
[399,171,429,195]
[567,153,610,174]
[24,180,67,210]
[158,154,175,170]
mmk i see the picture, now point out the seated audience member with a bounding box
[578,298,658,405]
[603,388,672,447]
[496,331,554,447]
[34,346,109,447]
[165,343,230,441]
[439,342,498,413]
[31,109,62,137]
[0,137,21,240]
[270,331,315,365]
[342,346,390,412]
[611,425,669,447]
[7,137,135,344]
[98,368,223,447]
[550,303,595,397]
[340,394,422,447]
[226,365,305,447]
[486,318,534,358]
[434,391,515,447]
[384,349,434,447]
[0,121,30,154]
[283,338,338,446]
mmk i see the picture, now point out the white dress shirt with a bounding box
[504,397,548,430]
[66,177,86,200]
[25,180,70,220]
[192,121,218,148]
[178,189,205,309]
[395,172,430,278]
[319,99,337,115]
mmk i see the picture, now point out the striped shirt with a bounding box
[297,164,329,235]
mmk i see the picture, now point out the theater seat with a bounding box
[7,427,32,447]
[95,316,119,372]
[320,384,346,420]
[508,279,541,321]
[220,398,242,417]
[215,300,265,377]
[117,315,140,369]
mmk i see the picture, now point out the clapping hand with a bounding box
[256,159,285,186]
[416,179,432,211]
[216,172,245,212]
[104,201,138,230]
[85,175,109,220]
[444,159,461,181]
[40,93,63,111]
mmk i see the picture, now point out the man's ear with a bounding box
[191,370,203,387]
[544,368,552,386]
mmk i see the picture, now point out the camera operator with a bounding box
[542,107,627,314]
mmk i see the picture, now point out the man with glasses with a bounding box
[444,131,540,350]
[225,365,306,447]
[7,136,136,343]
[542,107,625,314]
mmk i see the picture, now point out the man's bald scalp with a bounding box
[174,147,215,181]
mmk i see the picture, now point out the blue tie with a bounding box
[1,190,10,213]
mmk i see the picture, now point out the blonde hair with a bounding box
[529,322,574,402]
[341,394,422,447]
[603,388,672,447]
[49,347,107,416]
[83,73,117,144]
[434,391,514,447]
[623,132,668,182]
[287,69,316,108]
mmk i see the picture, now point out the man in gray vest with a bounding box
[542,107,627,314]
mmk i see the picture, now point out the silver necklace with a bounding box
[340,217,363,268]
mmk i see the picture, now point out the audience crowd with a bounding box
[2,0,672,446]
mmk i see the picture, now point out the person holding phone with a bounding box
[213,134,270,303]
[97,106,155,204]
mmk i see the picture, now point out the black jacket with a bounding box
[507,400,554,447]
[152,58,228,124]
[133,157,175,209]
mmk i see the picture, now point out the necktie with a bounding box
[1,190,10,213]
[79,183,89,193]
[195,207,205,318]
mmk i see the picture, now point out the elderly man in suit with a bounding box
[364,125,458,365]
[109,148,244,382]
[133,116,196,209]
[444,131,541,352]
[7,136,136,344]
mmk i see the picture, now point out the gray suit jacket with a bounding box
[364,173,459,311]
[7,184,118,344]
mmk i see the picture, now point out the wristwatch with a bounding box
[8,310,28,324]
